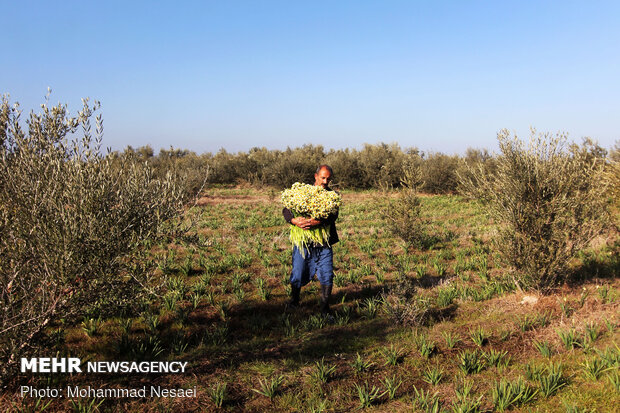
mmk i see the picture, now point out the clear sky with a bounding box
[3,1,619,155]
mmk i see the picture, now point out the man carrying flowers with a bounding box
[281,165,341,314]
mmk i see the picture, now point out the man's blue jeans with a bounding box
[290,245,334,288]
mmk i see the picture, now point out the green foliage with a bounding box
[379,167,430,248]
[457,349,486,375]
[595,344,620,368]
[167,275,187,296]
[179,255,193,276]
[485,349,510,368]
[127,141,477,193]
[380,344,404,366]
[516,312,551,332]
[557,328,583,350]
[190,292,202,309]
[350,353,374,373]
[452,379,483,413]
[251,374,284,400]
[380,374,402,399]
[437,285,458,307]
[69,398,104,413]
[358,296,380,319]
[421,152,461,194]
[422,365,443,385]
[584,322,600,344]
[354,382,386,408]
[459,130,609,292]
[170,332,189,355]
[118,318,132,335]
[524,363,546,381]
[581,357,607,380]
[310,358,337,384]
[533,340,554,358]
[130,334,165,361]
[412,386,442,413]
[0,94,182,382]
[81,317,102,337]
[597,285,613,303]
[163,293,179,312]
[143,312,160,333]
[233,286,246,302]
[303,313,330,330]
[333,272,348,287]
[491,378,538,411]
[433,259,447,277]
[380,275,430,326]
[469,326,488,347]
[441,331,461,349]
[537,363,568,398]
[208,382,227,408]
[608,370,620,392]
[9,396,53,412]
[604,141,620,223]
[562,401,596,413]
[334,306,351,326]
[414,333,437,358]
[254,278,271,301]
[306,398,329,413]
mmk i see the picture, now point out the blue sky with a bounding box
[3,1,619,155]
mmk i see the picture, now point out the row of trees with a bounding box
[121,143,499,196]
[123,138,617,200]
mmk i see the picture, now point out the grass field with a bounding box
[6,188,619,412]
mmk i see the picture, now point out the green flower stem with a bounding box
[289,224,330,257]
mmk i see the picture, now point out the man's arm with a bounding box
[283,207,315,230]
[282,207,293,224]
[320,210,339,225]
[305,210,338,229]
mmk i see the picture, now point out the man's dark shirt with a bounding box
[282,187,339,246]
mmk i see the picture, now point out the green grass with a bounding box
[16,188,619,412]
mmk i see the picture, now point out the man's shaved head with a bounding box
[315,164,333,175]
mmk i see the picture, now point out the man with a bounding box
[282,165,339,314]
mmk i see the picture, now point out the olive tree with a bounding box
[459,129,609,292]
[0,94,183,383]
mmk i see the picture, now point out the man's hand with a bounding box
[291,217,321,230]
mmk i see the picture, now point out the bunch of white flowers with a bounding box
[281,182,342,254]
[281,182,341,219]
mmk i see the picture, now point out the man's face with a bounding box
[314,168,332,188]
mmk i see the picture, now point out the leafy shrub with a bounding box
[380,273,431,326]
[459,129,609,292]
[358,142,408,188]
[152,148,210,201]
[420,152,460,194]
[0,94,183,383]
[605,140,620,227]
[263,144,326,188]
[323,148,365,189]
[379,167,429,248]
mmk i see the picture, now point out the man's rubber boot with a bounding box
[319,284,332,314]
[289,285,301,308]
